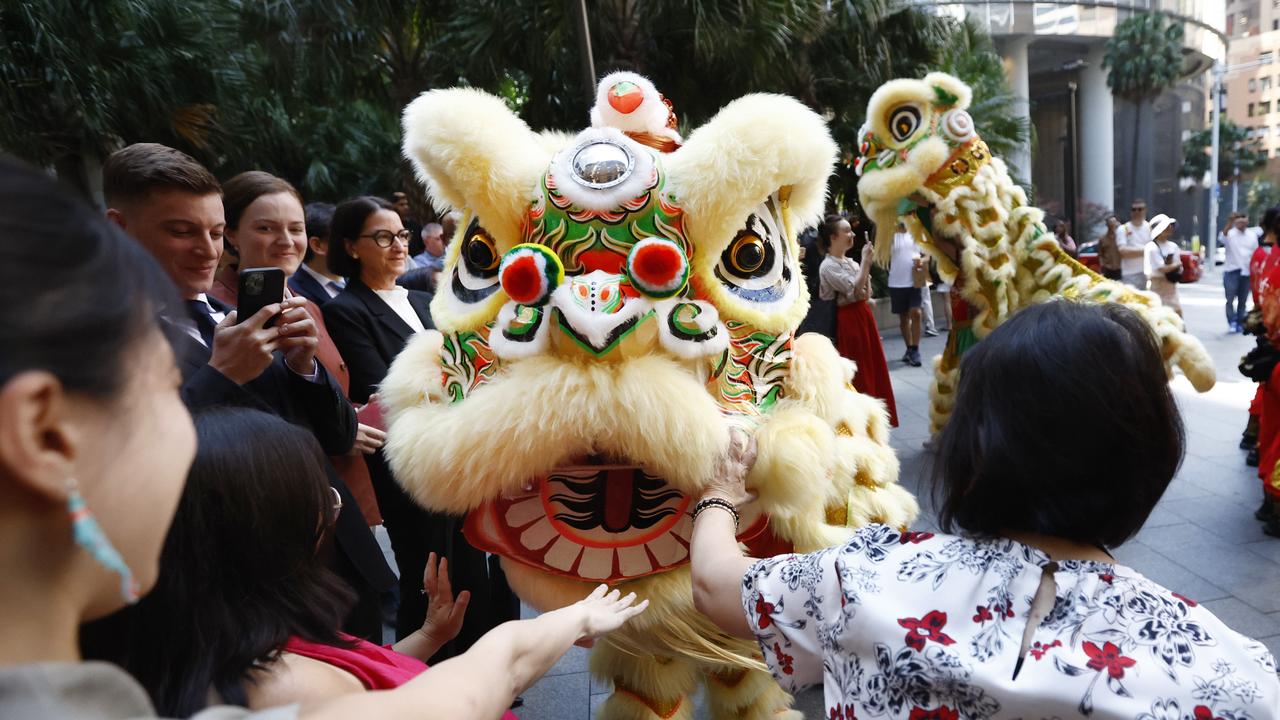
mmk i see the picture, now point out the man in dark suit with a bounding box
[103,144,395,641]
[290,202,347,307]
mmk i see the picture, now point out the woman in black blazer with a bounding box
[323,197,516,659]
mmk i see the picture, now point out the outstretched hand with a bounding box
[420,553,470,647]
[572,584,649,640]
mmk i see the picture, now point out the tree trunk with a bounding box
[1130,99,1142,204]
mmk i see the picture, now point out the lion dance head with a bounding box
[381,73,917,702]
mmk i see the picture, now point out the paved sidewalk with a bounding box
[512,277,1280,719]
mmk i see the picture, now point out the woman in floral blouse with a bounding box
[690,301,1279,719]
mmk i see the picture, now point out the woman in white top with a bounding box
[817,214,898,426]
[689,301,1278,719]
[1144,214,1184,317]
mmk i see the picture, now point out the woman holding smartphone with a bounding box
[205,172,391,641]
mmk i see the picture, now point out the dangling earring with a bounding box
[66,479,139,604]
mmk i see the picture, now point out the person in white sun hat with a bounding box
[1144,213,1184,317]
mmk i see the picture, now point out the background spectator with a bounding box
[1145,213,1184,317]
[290,202,345,306]
[1053,218,1077,258]
[1222,212,1262,333]
[817,214,897,426]
[887,221,924,366]
[1097,214,1123,280]
[391,191,422,251]
[1117,198,1150,289]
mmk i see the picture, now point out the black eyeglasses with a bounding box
[1131,207,1146,213]
[359,229,413,247]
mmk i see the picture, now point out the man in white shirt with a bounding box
[1117,199,1151,289]
[1221,212,1262,332]
[888,222,925,366]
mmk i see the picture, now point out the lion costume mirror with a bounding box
[382,72,917,719]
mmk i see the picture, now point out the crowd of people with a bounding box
[1,143,1278,719]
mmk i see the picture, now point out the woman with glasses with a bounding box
[323,197,518,665]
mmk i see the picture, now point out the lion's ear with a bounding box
[666,93,836,249]
[923,72,972,111]
[402,89,552,245]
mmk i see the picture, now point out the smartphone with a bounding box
[237,267,286,326]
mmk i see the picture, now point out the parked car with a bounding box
[1076,244,1202,284]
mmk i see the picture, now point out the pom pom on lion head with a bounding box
[384,72,916,619]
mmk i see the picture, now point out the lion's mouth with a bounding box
[463,456,777,582]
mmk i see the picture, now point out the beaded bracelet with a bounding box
[692,497,740,530]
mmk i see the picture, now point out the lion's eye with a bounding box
[463,232,499,274]
[445,217,502,305]
[889,105,922,143]
[728,234,766,275]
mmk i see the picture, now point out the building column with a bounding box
[1001,36,1033,183]
[1078,44,1115,213]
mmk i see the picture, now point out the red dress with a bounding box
[284,634,519,718]
[820,256,898,427]
[1254,247,1280,501]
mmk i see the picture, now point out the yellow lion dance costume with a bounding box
[380,72,917,719]
[855,72,1215,433]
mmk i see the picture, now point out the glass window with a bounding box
[1264,77,1275,91]
[1249,102,1255,116]
[1261,101,1273,115]
[1251,78,1259,92]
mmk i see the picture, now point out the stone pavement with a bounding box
[508,276,1280,720]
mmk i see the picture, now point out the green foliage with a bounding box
[1179,120,1267,185]
[1,0,1028,215]
[1103,12,1185,200]
[1102,13,1184,103]
[932,19,1033,172]
[1247,178,1280,223]
[0,0,242,192]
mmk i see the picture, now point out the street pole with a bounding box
[1207,62,1222,273]
[573,0,597,104]
[1066,80,1079,240]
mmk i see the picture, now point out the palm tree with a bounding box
[1103,12,1184,202]
[0,0,244,196]
[1179,120,1266,186]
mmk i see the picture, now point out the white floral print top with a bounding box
[742,524,1279,719]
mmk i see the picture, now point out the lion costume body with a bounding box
[381,73,917,719]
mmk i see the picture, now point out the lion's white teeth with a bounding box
[617,544,654,576]
[543,536,583,571]
[647,533,685,566]
[519,516,558,550]
[578,546,615,579]
[505,497,544,527]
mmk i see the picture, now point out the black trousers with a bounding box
[366,451,519,655]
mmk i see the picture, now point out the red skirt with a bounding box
[836,301,898,427]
